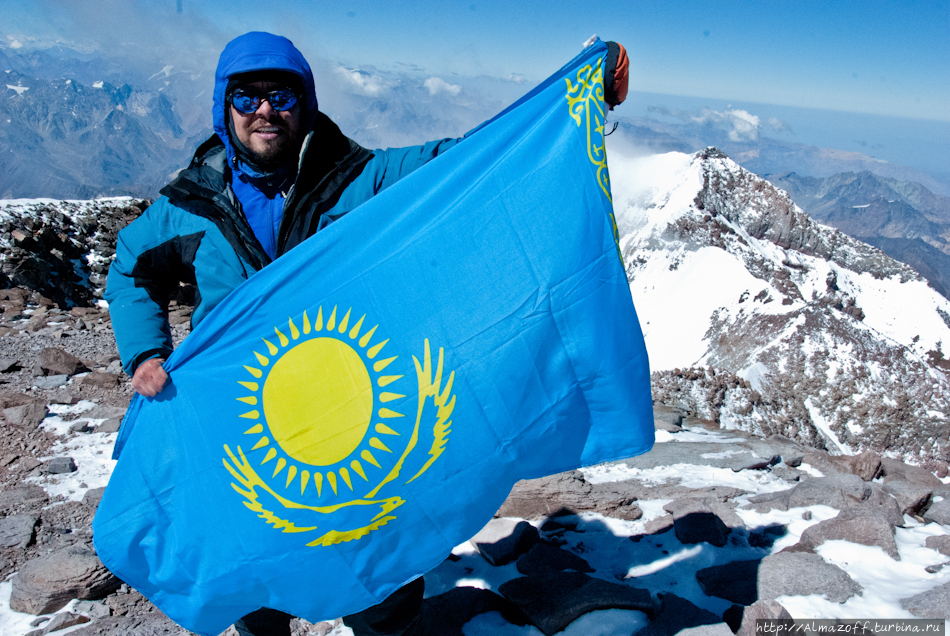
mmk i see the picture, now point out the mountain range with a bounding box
[609,146,950,463]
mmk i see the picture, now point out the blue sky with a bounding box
[3,1,948,179]
[4,0,948,121]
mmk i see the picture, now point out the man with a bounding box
[106,31,627,636]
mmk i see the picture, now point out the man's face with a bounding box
[229,80,303,168]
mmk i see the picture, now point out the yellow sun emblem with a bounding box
[222,305,455,546]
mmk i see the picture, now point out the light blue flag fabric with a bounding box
[93,38,653,635]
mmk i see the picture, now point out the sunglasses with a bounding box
[229,87,299,114]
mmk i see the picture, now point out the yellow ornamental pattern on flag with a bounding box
[565,55,622,262]
[222,305,456,546]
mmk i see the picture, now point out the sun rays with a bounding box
[235,306,407,498]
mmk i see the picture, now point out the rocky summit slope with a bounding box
[0,166,949,633]
[610,147,950,465]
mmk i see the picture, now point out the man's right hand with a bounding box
[131,357,169,397]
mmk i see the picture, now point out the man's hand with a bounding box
[131,357,169,397]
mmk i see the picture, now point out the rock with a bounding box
[864,483,906,528]
[664,498,740,547]
[695,559,759,605]
[771,466,803,482]
[69,421,93,433]
[653,405,685,428]
[746,474,873,512]
[0,485,49,512]
[495,469,641,521]
[82,487,106,510]
[925,535,950,556]
[725,600,793,636]
[757,552,861,603]
[790,509,900,560]
[881,458,943,488]
[900,581,950,619]
[470,518,540,566]
[96,418,122,433]
[923,498,950,526]
[673,512,730,547]
[3,402,49,430]
[10,546,122,614]
[34,375,68,390]
[46,457,78,474]
[0,357,20,372]
[83,404,127,420]
[642,515,675,535]
[71,599,112,620]
[783,454,804,468]
[43,612,90,632]
[79,371,120,388]
[635,593,722,636]
[498,571,655,636]
[38,347,88,376]
[0,514,39,548]
[421,586,529,636]
[516,543,594,576]
[655,419,683,433]
[883,478,933,516]
[850,450,883,481]
[731,455,780,472]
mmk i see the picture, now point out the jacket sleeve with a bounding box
[369,137,462,194]
[105,199,199,376]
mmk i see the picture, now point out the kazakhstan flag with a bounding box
[93,38,653,635]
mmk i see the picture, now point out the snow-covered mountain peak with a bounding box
[609,147,950,462]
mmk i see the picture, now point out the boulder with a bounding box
[883,479,933,517]
[724,600,793,636]
[925,535,950,557]
[38,347,88,376]
[653,405,685,428]
[45,457,78,474]
[880,459,943,488]
[635,592,723,636]
[498,571,655,635]
[900,581,950,619]
[746,473,882,513]
[10,546,121,614]
[96,418,122,433]
[923,498,950,526]
[790,509,900,560]
[0,485,49,512]
[470,519,539,566]
[695,559,760,605]
[516,543,594,576]
[79,371,120,388]
[82,487,106,510]
[757,552,861,603]
[41,612,90,633]
[34,375,68,390]
[421,587,529,636]
[3,402,49,431]
[0,514,38,548]
[850,450,882,481]
[673,512,730,547]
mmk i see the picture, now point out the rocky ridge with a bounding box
[613,148,950,464]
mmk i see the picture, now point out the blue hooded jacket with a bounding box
[105,32,460,376]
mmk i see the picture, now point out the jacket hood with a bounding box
[213,32,319,169]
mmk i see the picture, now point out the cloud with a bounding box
[505,73,527,84]
[649,105,792,142]
[335,67,394,97]
[423,76,462,97]
[8,37,23,49]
